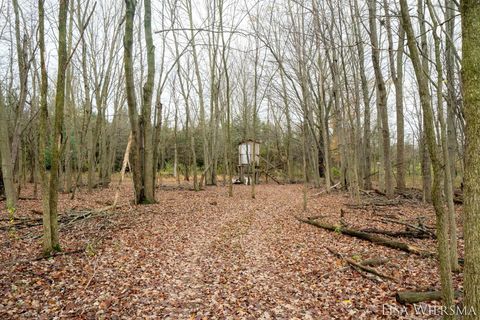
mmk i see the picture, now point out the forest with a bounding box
[1,0,480,318]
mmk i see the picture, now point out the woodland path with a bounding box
[0,183,461,318]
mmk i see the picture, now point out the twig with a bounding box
[306,215,328,220]
[327,247,398,282]
[84,256,99,290]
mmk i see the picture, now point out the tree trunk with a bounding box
[367,0,393,198]
[64,1,74,193]
[11,0,29,180]
[462,0,480,317]
[142,0,156,203]
[251,37,259,199]
[302,124,308,211]
[124,0,144,204]
[187,0,209,185]
[0,87,16,210]
[38,0,52,254]
[420,129,432,202]
[445,0,457,191]
[48,0,69,252]
[426,0,458,271]
[173,106,179,183]
[219,0,233,197]
[395,29,406,192]
[382,0,406,192]
[312,0,331,192]
[400,1,455,316]
[418,0,433,203]
[152,85,163,188]
[353,0,372,190]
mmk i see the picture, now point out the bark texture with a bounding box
[462,0,480,317]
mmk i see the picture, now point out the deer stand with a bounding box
[238,164,260,185]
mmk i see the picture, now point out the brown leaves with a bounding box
[0,182,464,318]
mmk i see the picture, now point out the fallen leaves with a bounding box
[0,181,464,318]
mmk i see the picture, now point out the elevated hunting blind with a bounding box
[238,139,260,184]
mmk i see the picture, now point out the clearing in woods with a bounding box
[0,181,462,318]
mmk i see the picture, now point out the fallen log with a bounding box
[360,228,431,239]
[0,220,42,231]
[327,247,398,282]
[396,290,462,304]
[296,217,434,257]
[398,189,423,201]
[360,257,389,267]
[375,217,436,237]
[348,257,397,282]
[18,196,37,200]
[4,210,96,232]
[0,196,38,201]
[0,216,32,222]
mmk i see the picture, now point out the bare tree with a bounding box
[353,0,372,190]
[10,0,30,181]
[382,0,406,192]
[425,0,458,271]
[400,0,455,315]
[123,0,156,204]
[367,0,393,198]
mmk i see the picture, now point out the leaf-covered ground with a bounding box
[0,181,463,319]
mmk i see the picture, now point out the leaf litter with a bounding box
[0,182,463,319]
